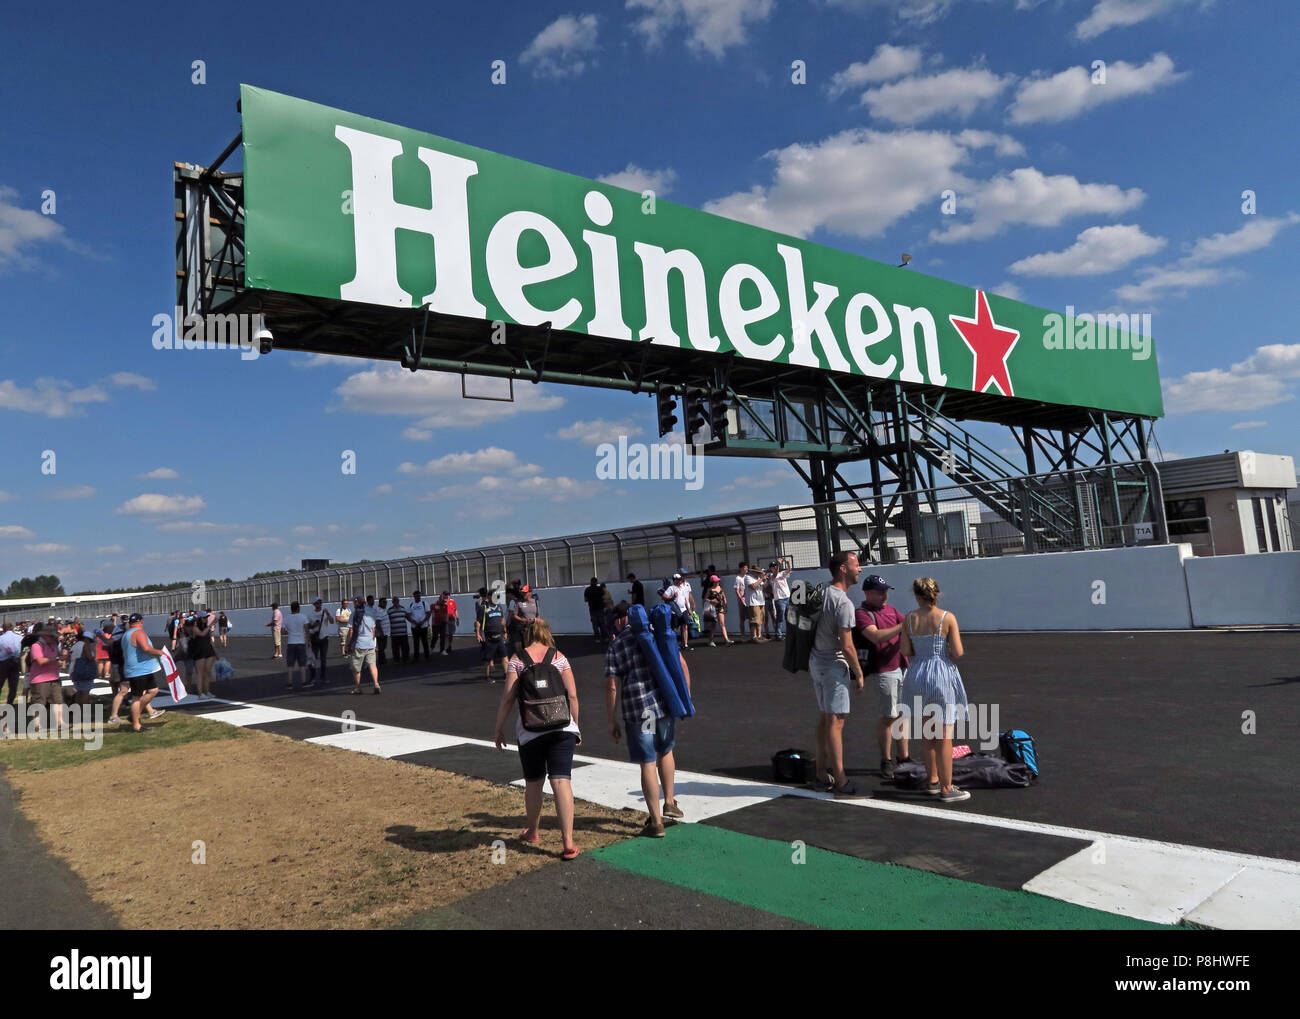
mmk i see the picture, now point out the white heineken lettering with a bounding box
[333,125,485,316]
[634,242,720,350]
[582,191,632,340]
[778,244,849,372]
[329,119,965,383]
[485,210,582,327]
[844,291,897,378]
[894,304,948,385]
[719,262,783,360]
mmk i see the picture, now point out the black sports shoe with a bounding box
[880,758,896,780]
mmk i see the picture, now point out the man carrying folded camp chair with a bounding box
[605,600,693,838]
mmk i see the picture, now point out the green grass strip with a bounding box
[592,824,1170,930]
[0,711,248,773]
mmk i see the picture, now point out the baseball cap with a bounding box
[522,584,531,593]
[862,574,893,592]
[672,572,683,580]
[128,613,143,624]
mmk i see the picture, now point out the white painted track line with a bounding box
[169,696,1300,928]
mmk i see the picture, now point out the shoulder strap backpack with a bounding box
[853,609,877,673]
[999,729,1039,778]
[517,646,571,732]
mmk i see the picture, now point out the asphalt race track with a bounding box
[180,629,1299,862]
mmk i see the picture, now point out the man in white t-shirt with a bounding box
[283,601,309,690]
[770,557,793,640]
[733,563,750,641]
[307,597,336,688]
[664,571,696,651]
[742,566,767,642]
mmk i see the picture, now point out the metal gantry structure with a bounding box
[176,144,1167,568]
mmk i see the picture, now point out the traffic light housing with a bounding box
[655,386,678,437]
[684,387,708,440]
[708,388,731,440]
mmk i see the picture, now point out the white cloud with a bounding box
[420,473,604,503]
[1009,54,1186,125]
[0,491,16,502]
[116,493,206,516]
[138,467,179,479]
[110,371,156,391]
[0,377,108,418]
[1162,343,1300,414]
[717,469,788,494]
[0,525,35,539]
[1230,420,1267,430]
[597,165,678,196]
[291,525,315,535]
[992,280,1024,301]
[97,544,125,554]
[706,127,1009,240]
[156,521,259,534]
[930,167,1145,244]
[1114,265,1233,304]
[1076,0,1205,40]
[372,484,393,496]
[402,427,433,441]
[1182,213,1300,264]
[828,45,923,98]
[49,485,96,500]
[398,448,541,477]
[1113,214,1299,304]
[24,542,72,554]
[1009,224,1166,276]
[861,68,1015,125]
[553,419,645,443]
[520,14,599,77]
[231,536,283,548]
[359,522,378,533]
[628,0,774,57]
[0,184,72,270]
[335,365,564,426]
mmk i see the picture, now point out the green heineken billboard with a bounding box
[241,85,1163,419]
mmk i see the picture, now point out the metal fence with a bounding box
[5,462,1167,621]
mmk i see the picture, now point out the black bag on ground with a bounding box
[772,748,817,783]
[893,753,1035,790]
[516,647,571,733]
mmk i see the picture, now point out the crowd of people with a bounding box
[480,554,970,860]
[0,555,972,847]
[0,611,184,734]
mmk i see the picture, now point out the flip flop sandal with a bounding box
[519,828,540,844]
[561,846,581,861]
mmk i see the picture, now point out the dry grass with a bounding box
[9,725,642,929]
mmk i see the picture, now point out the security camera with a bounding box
[254,315,273,355]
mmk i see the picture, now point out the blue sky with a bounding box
[2,0,1298,591]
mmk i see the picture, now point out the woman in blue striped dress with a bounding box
[899,577,971,804]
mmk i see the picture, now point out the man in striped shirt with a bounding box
[387,597,410,664]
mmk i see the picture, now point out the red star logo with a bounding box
[949,290,1020,398]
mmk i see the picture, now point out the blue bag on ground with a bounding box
[999,729,1039,777]
[627,604,694,718]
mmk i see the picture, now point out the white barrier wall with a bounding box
[18,545,1298,634]
[785,543,1196,631]
[1184,550,1300,627]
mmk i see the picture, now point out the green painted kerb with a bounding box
[592,824,1169,930]
[240,84,1163,419]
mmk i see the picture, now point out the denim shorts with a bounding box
[627,714,675,764]
[810,654,852,715]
